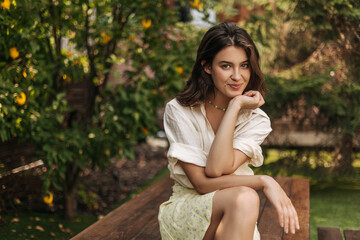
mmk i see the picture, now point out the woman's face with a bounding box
[204,46,250,102]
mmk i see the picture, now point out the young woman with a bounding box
[158,22,299,240]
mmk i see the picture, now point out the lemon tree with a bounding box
[0,0,216,219]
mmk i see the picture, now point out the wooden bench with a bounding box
[318,227,360,240]
[72,175,310,240]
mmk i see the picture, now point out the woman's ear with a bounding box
[201,60,211,74]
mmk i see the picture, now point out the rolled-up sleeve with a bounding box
[233,108,272,167]
[164,101,207,182]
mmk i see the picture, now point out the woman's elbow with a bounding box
[191,181,206,194]
[205,167,222,178]
[194,183,212,195]
[191,177,213,195]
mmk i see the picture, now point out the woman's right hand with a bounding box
[260,175,300,234]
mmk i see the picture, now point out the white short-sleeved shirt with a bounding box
[164,98,272,189]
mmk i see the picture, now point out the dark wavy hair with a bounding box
[176,22,267,107]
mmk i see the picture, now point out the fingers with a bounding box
[289,204,300,234]
[264,178,299,235]
[281,199,300,234]
[243,91,265,108]
[277,205,284,228]
[287,203,296,234]
[274,196,299,234]
[243,90,258,97]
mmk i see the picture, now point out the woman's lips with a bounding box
[228,84,242,90]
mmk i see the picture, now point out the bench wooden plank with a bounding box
[71,174,173,240]
[257,177,293,240]
[283,178,310,240]
[73,175,309,240]
[344,230,360,240]
[317,227,343,240]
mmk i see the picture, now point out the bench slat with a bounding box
[71,175,173,240]
[317,227,343,240]
[257,177,293,240]
[344,230,360,240]
[283,178,310,240]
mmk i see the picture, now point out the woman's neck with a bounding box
[208,93,230,110]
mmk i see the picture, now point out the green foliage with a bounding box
[257,149,360,190]
[233,0,360,173]
[77,185,98,210]
[239,0,360,135]
[263,74,360,134]
[0,0,217,216]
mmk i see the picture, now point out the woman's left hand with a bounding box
[261,175,300,234]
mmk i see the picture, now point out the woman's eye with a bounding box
[221,64,230,69]
[241,63,249,68]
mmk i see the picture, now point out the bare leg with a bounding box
[203,186,260,240]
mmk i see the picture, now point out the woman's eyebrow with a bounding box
[218,60,249,64]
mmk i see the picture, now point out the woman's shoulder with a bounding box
[166,98,181,108]
[164,99,192,120]
[252,108,270,120]
[236,108,270,126]
[165,98,194,114]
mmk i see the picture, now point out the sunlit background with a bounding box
[0,0,359,239]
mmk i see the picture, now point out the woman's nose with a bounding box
[231,69,241,81]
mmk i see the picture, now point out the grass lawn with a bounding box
[310,187,360,240]
[0,211,97,240]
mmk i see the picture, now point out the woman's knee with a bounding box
[213,186,260,215]
[227,187,260,215]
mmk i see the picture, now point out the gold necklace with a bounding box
[209,101,226,111]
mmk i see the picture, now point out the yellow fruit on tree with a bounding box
[1,0,10,9]
[43,192,53,205]
[101,32,112,44]
[15,92,26,106]
[189,0,199,8]
[176,66,184,75]
[10,47,19,59]
[142,19,152,29]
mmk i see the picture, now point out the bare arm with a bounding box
[206,91,265,177]
[180,161,300,234]
[181,160,265,194]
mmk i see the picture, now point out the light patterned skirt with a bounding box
[158,183,261,240]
